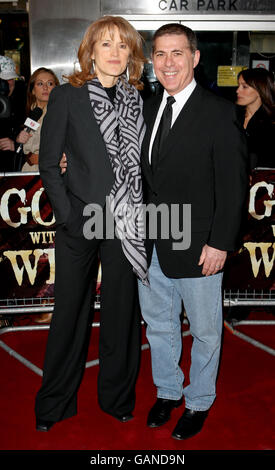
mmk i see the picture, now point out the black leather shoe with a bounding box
[147,397,183,428]
[115,414,134,423]
[172,408,208,440]
[36,419,55,432]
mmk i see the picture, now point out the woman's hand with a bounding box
[16,130,33,145]
[0,137,15,151]
[26,152,39,166]
[59,153,67,174]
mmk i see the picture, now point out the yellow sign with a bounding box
[217,66,247,87]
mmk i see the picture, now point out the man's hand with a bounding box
[198,244,227,276]
[59,152,67,174]
[0,137,15,151]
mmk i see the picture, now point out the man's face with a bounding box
[152,34,200,95]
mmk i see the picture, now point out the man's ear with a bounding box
[193,50,200,69]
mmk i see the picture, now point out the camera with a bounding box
[0,78,11,119]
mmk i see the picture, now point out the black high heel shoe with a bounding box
[36,419,55,432]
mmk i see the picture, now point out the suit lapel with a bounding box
[141,95,162,187]
[77,83,100,127]
[159,85,203,163]
[142,86,204,183]
[77,83,113,157]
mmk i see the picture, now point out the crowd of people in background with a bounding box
[0,56,60,173]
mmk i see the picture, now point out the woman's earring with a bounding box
[126,65,129,81]
[91,59,95,74]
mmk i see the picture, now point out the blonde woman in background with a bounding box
[18,67,59,171]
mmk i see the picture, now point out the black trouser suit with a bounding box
[35,193,141,422]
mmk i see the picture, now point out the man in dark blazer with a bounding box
[138,24,248,440]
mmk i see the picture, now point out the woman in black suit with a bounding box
[35,16,148,431]
[227,69,275,323]
[236,67,275,170]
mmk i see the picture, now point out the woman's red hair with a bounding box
[66,16,146,90]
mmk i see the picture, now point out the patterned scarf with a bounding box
[87,76,148,285]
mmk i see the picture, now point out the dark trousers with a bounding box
[35,199,141,423]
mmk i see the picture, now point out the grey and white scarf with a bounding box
[87,76,148,285]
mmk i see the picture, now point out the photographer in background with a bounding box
[0,55,27,172]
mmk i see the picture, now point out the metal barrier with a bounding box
[0,295,100,315]
[0,290,274,317]
[224,289,275,307]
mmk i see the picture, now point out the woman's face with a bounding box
[32,72,56,108]
[236,75,261,109]
[91,26,130,87]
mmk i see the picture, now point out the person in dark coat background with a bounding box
[0,55,26,172]
[236,67,275,170]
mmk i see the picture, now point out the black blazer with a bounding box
[141,84,248,278]
[39,82,114,226]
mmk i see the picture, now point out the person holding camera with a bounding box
[0,55,27,172]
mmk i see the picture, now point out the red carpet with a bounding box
[0,310,274,455]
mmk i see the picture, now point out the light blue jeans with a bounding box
[138,246,223,411]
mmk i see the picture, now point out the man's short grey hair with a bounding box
[152,24,198,55]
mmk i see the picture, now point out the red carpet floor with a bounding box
[0,310,274,456]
